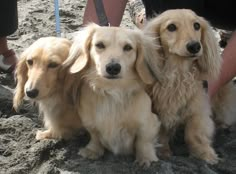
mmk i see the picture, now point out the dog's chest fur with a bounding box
[79,82,141,155]
[38,95,63,127]
[151,59,202,128]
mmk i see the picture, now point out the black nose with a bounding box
[186,41,201,54]
[106,62,121,76]
[26,88,39,98]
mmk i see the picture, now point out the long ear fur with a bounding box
[13,52,28,111]
[143,16,166,79]
[63,23,99,74]
[135,31,160,84]
[197,17,222,80]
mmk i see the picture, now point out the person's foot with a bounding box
[0,49,17,73]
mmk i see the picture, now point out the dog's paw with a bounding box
[201,149,219,165]
[78,147,104,159]
[135,155,158,168]
[36,130,52,140]
[159,147,173,159]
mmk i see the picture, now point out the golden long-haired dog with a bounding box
[13,37,82,140]
[64,24,160,167]
[143,9,222,164]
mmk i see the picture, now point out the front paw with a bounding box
[135,155,158,168]
[200,148,219,165]
[159,147,173,159]
[36,130,53,140]
[78,146,104,160]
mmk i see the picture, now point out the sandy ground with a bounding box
[0,0,236,174]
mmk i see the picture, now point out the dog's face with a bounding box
[90,27,139,81]
[14,37,71,108]
[144,9,221,80]
[66,24,157,89]
[157,10,203,58]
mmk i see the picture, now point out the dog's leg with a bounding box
[78,130,104,159]
[135,113,159,167]
[158,126,173,159]
[185,113,218,164]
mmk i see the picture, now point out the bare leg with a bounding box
[208,32,236,98]
[83,0,128,26]
[0,37,17,66]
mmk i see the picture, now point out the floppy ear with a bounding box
[63,23,98,74]
[13,51,28,111]
[135,32,160,84]
[142,17,166,78]
[197,17,222,80]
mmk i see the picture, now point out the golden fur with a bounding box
[13,37,81,140]
[212,81,236,128]
[143,9,222,164]
[64,24,160,167]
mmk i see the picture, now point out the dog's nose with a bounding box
[26,88,39,98]
[186,41,201,54]
[106,62,121,76]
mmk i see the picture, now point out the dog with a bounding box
[212,81,236,128]
[64,23,161,167]
[143,9,222,164]
[13,37,82,140]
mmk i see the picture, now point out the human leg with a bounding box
[83,0,128,26]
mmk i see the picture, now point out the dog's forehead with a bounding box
[162,9,199,24]
[27,37,70,62]
[28,48,63,63]
[94,27,136,41]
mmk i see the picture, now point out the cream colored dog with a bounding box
[64,24,160,167]
[13,37,82,140]
[143,9,222,164]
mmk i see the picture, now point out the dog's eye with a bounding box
[167,24,177,32]
[193,22,201,30]
[95,42,105,49]
[123,44,133,51]
[27,59,33,66]
[48,62,59,68]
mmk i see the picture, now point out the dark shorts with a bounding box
[142,0,236,30]
[0,0,18,37]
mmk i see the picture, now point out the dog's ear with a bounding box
[142,17,165,78]
[135,32,160,84]
[197,17,222,80]
[63,23,98,74]
[13,51,28,111]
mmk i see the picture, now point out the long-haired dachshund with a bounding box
[143,9,222,164]
[63,24,160,167]
[13,37,82,140]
